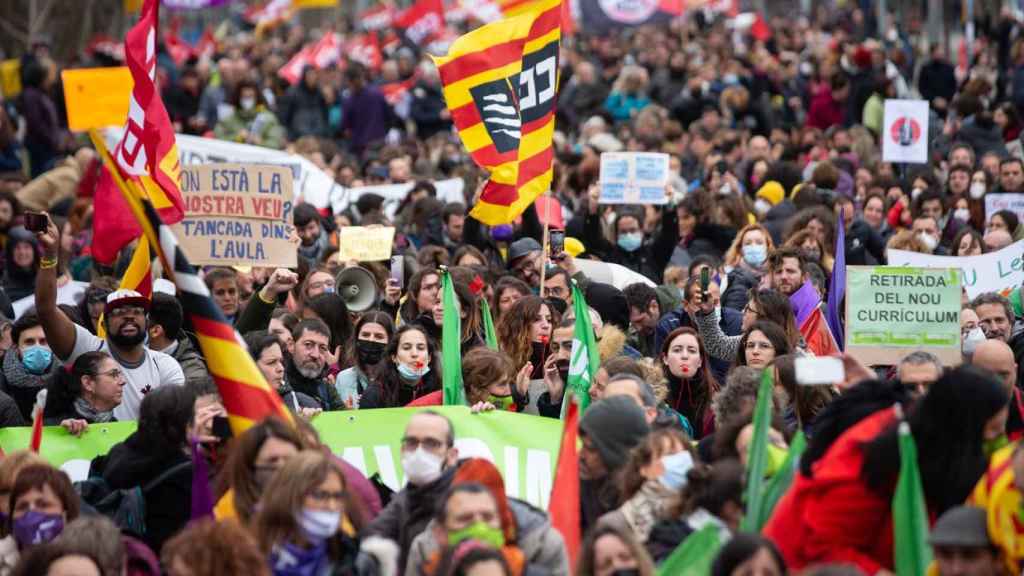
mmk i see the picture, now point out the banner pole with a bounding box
[539,190,551,295]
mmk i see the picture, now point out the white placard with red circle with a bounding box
[882,99,929,164]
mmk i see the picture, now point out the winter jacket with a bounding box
[409,82,451,140]
[366,464,458,574]
[19,86,63,177]
[764,407,899,574]
[169,337,211,386]
[720,266,761,312]
[582,209,678,283]
[404,498,569,576]
[598,479,677,543]
[604,91,651,122]
[214,107,287,149]
[15,155,84,212]
[805,85,845,130]
[278,81,329,140]
[89,432,192,555]
[0,346,59,421]
[284,357,344,411]
[845,220,887,266]
[335,366,372,408]
[0,390,23,428]
[918,59,957,103]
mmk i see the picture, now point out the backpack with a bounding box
[75,460,192,537]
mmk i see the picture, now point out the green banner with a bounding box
[0,407,564,508]
[845,266,961,365]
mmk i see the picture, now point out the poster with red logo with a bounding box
[881,99,929,165]
[579,0,682,31]
[395,0,445,46]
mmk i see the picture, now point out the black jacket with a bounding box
[582,208,679,283]
[918,59,957,103]
[844,219,887,266]
[721,267,760,312]
[284,357,344,411]
[0,390,23,427]
[89,432,191,554]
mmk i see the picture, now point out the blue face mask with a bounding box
[617,232,643,252]
[742,244,767,267]
[397,361,430,381]
[21,346,52,375]
[659,450,694,491]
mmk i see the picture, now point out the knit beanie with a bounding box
[755,181,785,207]
[579,396,650,470]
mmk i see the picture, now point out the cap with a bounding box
[587,133,623,154]
[928,506,992,548]
[755,181,785,207]
[508,238,542,263]
[104,289,150,315]
[153,279,176,296]
[564,237,585,258]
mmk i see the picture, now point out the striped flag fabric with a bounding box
[132,199,292,434]
[789,280,840,357]
[548,398,580,567]
[563,280,599,416]
[431,0,562,226]
[97,238,154,339]
[496,0,574,35]
[93,0,185,264]
[441,268,466,406]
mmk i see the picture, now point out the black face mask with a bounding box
[356,340,386,366]
[609,570,640,576]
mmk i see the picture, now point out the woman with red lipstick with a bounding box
[359,325,441,408]
[497,295,559,381]
[659,327,720,438]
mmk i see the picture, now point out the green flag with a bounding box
[441,269,465,406]
[755,430,806,532]
[893,421,932,576]
[655,524,722,576]
[481,297,498,350]
[740,368,774,532]
[562,280,599,417]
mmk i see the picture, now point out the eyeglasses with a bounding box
[401,436,445,451]
[109,307,145,319]
[308,490,347,504]
[93,368,124,380]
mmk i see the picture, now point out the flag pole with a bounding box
[539,190,551,295]
[87,128,175,280]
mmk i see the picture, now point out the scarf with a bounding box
[269,541,330,576]
[2,348,52,389]
[73,397,114,423]
[619,479,676,543]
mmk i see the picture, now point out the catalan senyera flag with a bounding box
[497,0,574,35]
[93,0,185,264]
[131,197,292,434]
[97,238,154,340]
[969,442,1023,575]
[432,0,561,226]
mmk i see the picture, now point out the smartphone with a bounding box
[795,356,845,386]
[23,212,47,233]
[390,255,404,288]
[549,229,565,258]
[715,160,728,175]
[700,267,710,303]
[212,415,233,440]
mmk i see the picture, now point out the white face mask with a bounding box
[963,326,986,355]
[969,182,986,199]
[754,198,772,216]
[911,187,924,201]
[953,208,971,222]
[240,96,256,111]
[295,508,340,543]
[402,447,444,486]
[917,232,938,252]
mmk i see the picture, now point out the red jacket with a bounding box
[764,408,898,574]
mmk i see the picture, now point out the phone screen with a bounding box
[549,230,565,257]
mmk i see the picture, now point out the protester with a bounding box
[576,524,656,576]
[359,325,441,409]
[7,464,80,564]
[284,319,344,411]
[335,311,394,408]
[710,534,786,576]
[42,351,123,433]
[928,505,1004,576]
[162,519,270,576]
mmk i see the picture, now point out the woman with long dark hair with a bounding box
[735,321,791,369]
[695,288,800,363]
[425,279,483,354]
[497,295,557,380]
[335,311,394,408]
[659,327,720,438]
[358,325,441,408]
[764,366,1009,573]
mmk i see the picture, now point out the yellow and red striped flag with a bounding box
[97,238,154,340]
[431,0,561,226]
[496,0,573,34]
[129,198,292,434]
[93,0,185,264]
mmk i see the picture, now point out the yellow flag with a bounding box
[61,67,133,132]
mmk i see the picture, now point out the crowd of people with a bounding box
[0,1,1022,576]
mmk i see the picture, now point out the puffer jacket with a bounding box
[170,336,210,385]
[403,498,569,576]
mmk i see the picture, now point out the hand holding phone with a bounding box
[24,212,47,233]
[700,268,710,303]
[549,229,565,258]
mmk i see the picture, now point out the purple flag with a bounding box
[190,439,214,521]
[789,280,821,328]
[826,212,846,350]
[162,0,231,9]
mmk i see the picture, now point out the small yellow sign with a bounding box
[0,60,21,99]
[124,0,142,12]
[294,0,338,7]
[337,226,396,262]
[61,67,133,132]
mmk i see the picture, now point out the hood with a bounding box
[598,324,627,363]
[508,498,550,537]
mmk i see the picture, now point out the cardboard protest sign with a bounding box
[882,99,929,164]
[337,226,396,262]
[173,163,297,267]
[62,67,134,132]
[985,193,1024,223]
[845,266,962,366]
[0,407,562,508]
[886,239,1024,300]
[598,152,670,204]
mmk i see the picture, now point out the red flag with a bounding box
[279,45,313,85]
[750,13,772,41]
[548,399,580,567]
[348,34,383,71]
[359,3,396,30]
[395,0,445,46]
[309,33,342,69]
[29,390,46,453]
[93,0,185,264]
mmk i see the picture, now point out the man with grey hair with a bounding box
[603,372,659,425]
[971,292,1014,342]
[897,351,944,396]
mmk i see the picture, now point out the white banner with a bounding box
[330,179,466,220]
[984,193,1024,222]
[103,130,339,210]
[886,238,1024,299]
